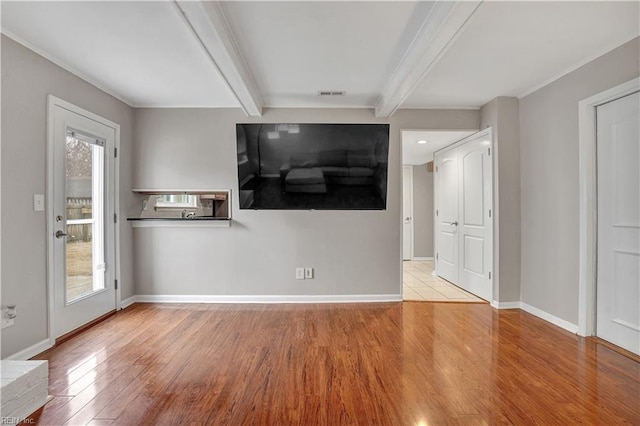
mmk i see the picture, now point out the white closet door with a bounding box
[435,128,493,301]
[435,149,459,284]
[596,91,640,355]
[457,135,493,301]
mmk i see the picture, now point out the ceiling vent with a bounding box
[318,90,346,96]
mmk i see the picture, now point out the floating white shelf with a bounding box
[130,219,231,228]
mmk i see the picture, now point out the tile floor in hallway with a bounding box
[403,260,485,302]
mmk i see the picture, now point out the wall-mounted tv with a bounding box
[236,123,389,210]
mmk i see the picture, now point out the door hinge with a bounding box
[114,147,118,158]
[489,209,492,218]
[436,209,439,216]
[114,213,118,223]
[488,147,491,156]
[489,272,492,279]
[435,166,438,172]
[436,253,439,260]
[115,279,118,290]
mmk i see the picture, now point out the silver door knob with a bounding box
[405,217,411,221]
[55,230,68,239]
[452,221,458,226]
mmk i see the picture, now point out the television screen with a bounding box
[236,123,389,210]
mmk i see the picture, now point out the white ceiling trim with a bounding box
[1,29,134,107]
[174,0,263,116]
[399,106,481,111]
[374,0,482,118]
[517,34,639,100]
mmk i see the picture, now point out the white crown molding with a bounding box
[133,294,402,304]
[374,1,482,118]
[173,0,263,117]
[517,35,639,99]
[1,29,134,107]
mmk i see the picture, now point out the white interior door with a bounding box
[48,98,118,339]
[596,91,640,355]
[435,149,459,283]
[435,129,493,300]
[457,134,493,301]
[402,166,413,260]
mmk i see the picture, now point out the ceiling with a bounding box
[402,1,640,108]
[1,1,638,113]
[1,1,239,107]
[402,130,475,165]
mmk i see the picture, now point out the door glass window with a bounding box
[65,129,105,303]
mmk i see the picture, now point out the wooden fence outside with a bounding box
[67,198,92,242]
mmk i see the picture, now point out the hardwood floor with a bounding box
[31,302,639,425]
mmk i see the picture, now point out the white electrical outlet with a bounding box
[296,268,305,280]
[304,268,314,279]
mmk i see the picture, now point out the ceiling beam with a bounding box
[173,1,263,116]
[374,1,482,118]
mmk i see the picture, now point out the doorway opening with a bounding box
[401,129,483,302]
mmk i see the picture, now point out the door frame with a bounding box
[402,165,414,260]
[577,77,639,337]
[433,127,495,302]
[46,95,121,346]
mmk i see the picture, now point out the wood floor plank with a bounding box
[30,302,640,425]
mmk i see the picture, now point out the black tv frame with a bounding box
[236,123,389,210]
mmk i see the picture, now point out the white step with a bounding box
[0,360,49,425]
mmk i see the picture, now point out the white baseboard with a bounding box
[520,302,579,334]
[120,296,137,309]
[6,339,52,360]
[4,298,579,362]
[490,301,521,309]
[489,301,579,334]
[412,257,434,261]
[134,294,402,304]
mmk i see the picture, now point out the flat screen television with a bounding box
[236,123,389,210]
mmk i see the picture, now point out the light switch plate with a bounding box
[33,194,45,211]
[296,268,305,280]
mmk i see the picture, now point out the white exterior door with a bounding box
[48,97,118,339]
[402,166,413,260]
[435,149,459,283]
[435,129,493,301]
[596,91,640,355]
[457,135,493,301]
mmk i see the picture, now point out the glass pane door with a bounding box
[65,129,105,303]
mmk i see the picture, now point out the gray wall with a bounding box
[1,35,135,358]
[519,37,639,324]
[411,164,433,258]
[133,108,478,296]
[480,97,521,303]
